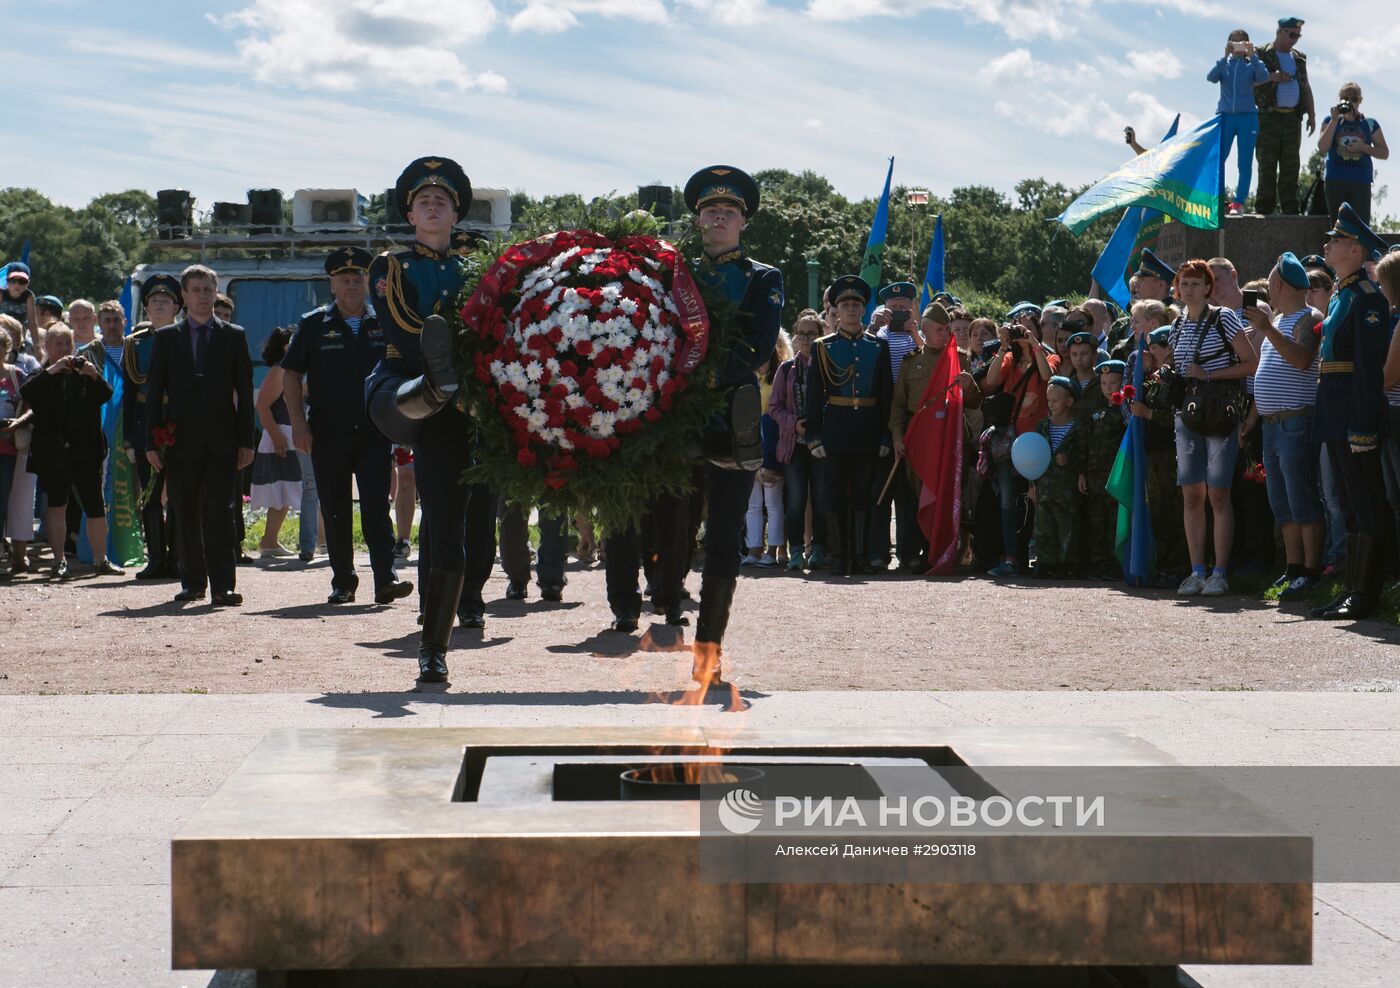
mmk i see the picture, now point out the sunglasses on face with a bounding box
[1286,31,1300,38]
[7,275,28,284]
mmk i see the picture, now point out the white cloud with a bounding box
[677,0,772,26]
[508,0,671,33]
[1124,48,1180,79]
[805,0,1095,41]
[217,0,507,92]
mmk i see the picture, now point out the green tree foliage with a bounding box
[0,188,156,304]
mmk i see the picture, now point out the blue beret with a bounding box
[1047,375,1076,395]
[1277,252,1310,290]
[1095,359,1126,375]
[1148,327,1172,347]
[1045,299,1070,310]
[1065,331,1096,348]
[1278,16,1304,28]
[35,294,63,312]
[1326,202,1386,261]
[878,282,917,302]
[828,275,871,306]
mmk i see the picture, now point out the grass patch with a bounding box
[1228,569,1400,624]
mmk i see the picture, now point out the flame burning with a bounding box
[636,745,738,786]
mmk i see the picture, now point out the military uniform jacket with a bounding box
[1081,391,1125,482]
[808,330,893,456]
[283,303,387,433]
[121,323,158,453]
[1255,44,1308,112]
[1034,417,1086,500]
[369,241,470,379]
[889,344,982,440]
[1312,271,1392,449]
[695,248,784,390]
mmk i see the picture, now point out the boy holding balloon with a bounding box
[1026,376,1087,578]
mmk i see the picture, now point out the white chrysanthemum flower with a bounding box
[526,363,544,382]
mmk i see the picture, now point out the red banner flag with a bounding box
[902,343,963,575]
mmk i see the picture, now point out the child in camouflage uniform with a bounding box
[1029,376,1086,578]
[1127,327,1186,585]
[1084,359,1128,579]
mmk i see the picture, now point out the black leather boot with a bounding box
[1318,535,1379,620]
[1312,534,1358,618]
[418,568,463,683]
[851,512,871,575]
[826,512,847,576]
[367,316,460,445]
[693,577,737,683]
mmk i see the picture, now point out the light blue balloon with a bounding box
[1011,431,1052,481]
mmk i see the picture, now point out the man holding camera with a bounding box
[1253,16,1315,216]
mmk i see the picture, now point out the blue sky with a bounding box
[4,0,1391,210]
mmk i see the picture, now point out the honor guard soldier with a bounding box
[282,248,412,607]
[807,275,893,577]
[123,274,183,580]
[683,165,783,686]
[365,156,484,684]
[1310,203,1392,619]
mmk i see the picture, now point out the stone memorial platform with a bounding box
[171,725,1312,986]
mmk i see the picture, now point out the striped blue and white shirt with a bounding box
[877,327,919,383]
[1253,308,1319,416]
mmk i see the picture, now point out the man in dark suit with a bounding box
[145,264,255,606]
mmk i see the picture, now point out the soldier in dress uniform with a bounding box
[807,275,893,577]
[869,281,922,572]
[364,156,484,684]
[283,247,412,607]
[682,165,783,686]
[1309,202,1392,619]
[1109,250,1176,357]
[123,274,182,580]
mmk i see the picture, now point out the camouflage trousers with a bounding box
[1082,485,1118,569]
[1034,495,1080,569]
[1147,449,1186,574]
[1256,110,1303,215]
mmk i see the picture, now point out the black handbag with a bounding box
[1176,307,1245,438]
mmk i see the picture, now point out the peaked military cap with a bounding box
[395,156,471,221]
[1065,331,1096,349]
[140,274,182,307]
[878,281,917,302]
[1095,358,1127,375]
[1277,252,1310,290]
[1325,202,1386,261]
[325,247,373,276]
[684,166,760,219]
[1135,248,1175,282]
[828,275,872,306]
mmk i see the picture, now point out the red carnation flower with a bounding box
[559,360,579,378]
[644,407,661,422]
[574,339,594,356]
[544,473,568,490]
[1110,391,1125,406]
[517,449,537,468]
[1121,384,1137,400]
[585,385,605,405]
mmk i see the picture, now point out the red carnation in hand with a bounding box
[1110,391,1125,406]
[1121,384,1137,401]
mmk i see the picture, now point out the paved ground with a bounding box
[1,691,1398,987]
[3,553,1399,695]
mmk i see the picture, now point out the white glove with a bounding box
[809,444,827,459]
[879,444,891,458]
[125,447,137,464]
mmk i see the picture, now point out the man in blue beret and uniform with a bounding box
[682,165,783,687]
[123,274,183,580]
[807,275,893,578]
[284,247,412,608]
[365,156,491,684]
[1310,203,1392,619]
[870,280,922,572]
[1254,17,1315,216]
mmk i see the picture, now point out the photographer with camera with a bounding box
[19,324,121,579]
[981,318,1059,577]
[1319,83,1388,224]
[1208,29,1268,215]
